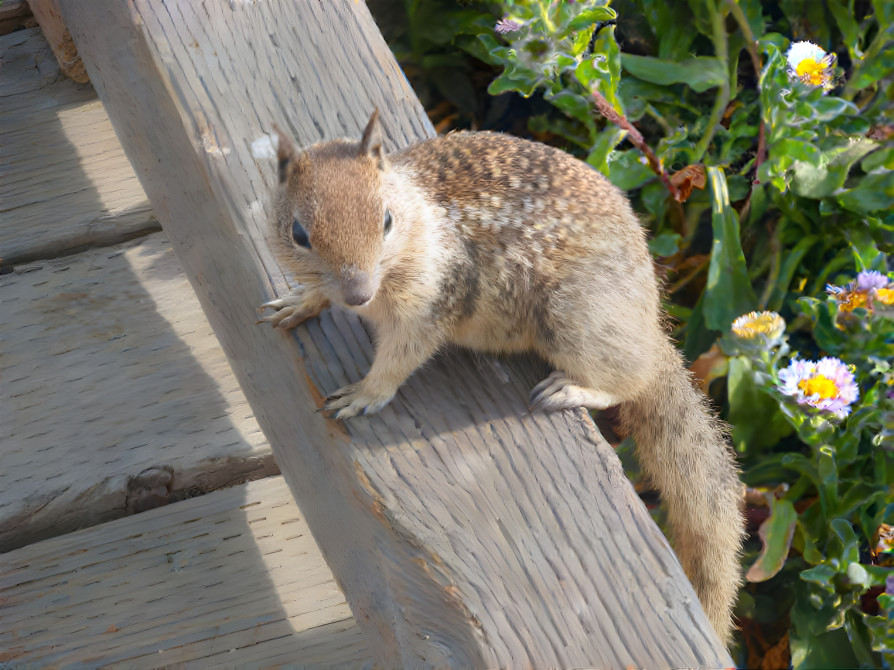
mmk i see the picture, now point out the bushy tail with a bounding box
[617,342,744,645]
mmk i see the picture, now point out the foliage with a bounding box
[410,0,894,665]
[724,289,893,666]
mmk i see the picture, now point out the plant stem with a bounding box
[692,0,730,164]
[726,0,768,186]
[589,89,680,201]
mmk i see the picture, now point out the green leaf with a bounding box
[767,234,819,312]
[830,518,859,566]
[746,497,798,582]
[577,24,622,108]
[703,167,757,331]
[847,29,894,91]
[790,139,879,199]
[620,54,727,93]
[801,563,838,590]
[873,0,894,27]
[640,0,696,61]
[585,126,625,175]
[728,357,794,451]
[488,70,539,97]
[545,90,596,129]
[782,452,821,490]
[567,6,617,32]
[810,96,860,122]
[837,171,894,215]
[606,149,653,191]
[790,624,864,669]
[827,0,861,56]
[648,232,681,257]
[817,446,840,518]
[861,146,894,172]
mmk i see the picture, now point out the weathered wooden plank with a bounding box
[28,0,88,82]
[0,476,370,668]
[0,233,276,552]
[0,27,158,268]
[0,0,34,35]
[59,1,733,666]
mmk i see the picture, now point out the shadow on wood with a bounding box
[0,477,369,667]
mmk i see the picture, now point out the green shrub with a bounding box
[378,0,893,665]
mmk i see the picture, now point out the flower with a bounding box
[877,288,894,306]
[827,271,894,312]
[786,41,836,91]
[731,311,786,347]
[495,18,523,34]
[855,270,889,291]
[778,357,859,419]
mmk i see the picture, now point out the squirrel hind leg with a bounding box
[529,370,623,412]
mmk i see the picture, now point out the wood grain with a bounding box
[57,1,733,666]
[0,233,277,552]
[0,476,369,667]
[0,28,158,268]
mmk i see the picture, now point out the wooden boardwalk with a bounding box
[1,476,369,667]
[1,21,366,667]
[1,27,276,553]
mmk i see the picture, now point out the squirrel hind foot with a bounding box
[324,381,396,419]
[529,371,622,412]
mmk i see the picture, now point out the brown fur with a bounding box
[261,112,745,644]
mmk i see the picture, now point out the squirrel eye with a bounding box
[292,219,311,249]
[383,209,393,237]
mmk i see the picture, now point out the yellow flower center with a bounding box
[743,313,778,335]
[796,58,827,86]
[838,291,868,312]
[876,288,894,306]
[732,311,784,339]
[798,374,839,399]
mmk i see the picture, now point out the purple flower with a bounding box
[855,270,890,291]
[777,357,859,419]
[495,18,523,34]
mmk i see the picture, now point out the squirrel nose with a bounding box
[341,270,376,306]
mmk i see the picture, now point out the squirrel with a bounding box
[260,109,745,645]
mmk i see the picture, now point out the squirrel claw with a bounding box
[323,381,395,419]
[256,300,312,329]
[529,371,619,412]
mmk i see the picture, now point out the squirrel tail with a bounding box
[616,341,744,645]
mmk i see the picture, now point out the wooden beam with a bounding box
[27,0,88,82]
[57,1,733,666]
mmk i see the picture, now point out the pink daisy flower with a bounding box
[778,357,859,419]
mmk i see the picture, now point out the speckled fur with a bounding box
[261,111,744,645]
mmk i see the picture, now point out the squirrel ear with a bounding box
[272,123,297,184]
[359,108,385,165]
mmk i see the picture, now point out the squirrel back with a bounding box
[262,110,744,645]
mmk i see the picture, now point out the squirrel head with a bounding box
[274,110,394,307]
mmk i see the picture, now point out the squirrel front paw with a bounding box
[324,381,396,419]
[257,295,323,330]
